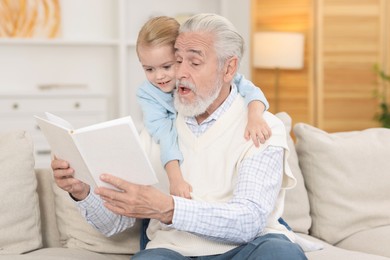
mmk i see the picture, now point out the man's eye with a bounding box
[176,59,182,64]
[163,65,172,70]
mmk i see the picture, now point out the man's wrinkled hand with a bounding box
[95,173,174,224]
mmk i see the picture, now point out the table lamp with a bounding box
[253,32,304,112]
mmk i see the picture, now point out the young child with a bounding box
[136,16,271,199]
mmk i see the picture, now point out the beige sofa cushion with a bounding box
[0,248,130,260]
[276,112,311,234]
[35,169,62,248]
[301,233,390,260]
[294,123,390,245]
[0,131,42,254]
[336,225,390,258]
[27,248,131,260]
[52,179,140,254]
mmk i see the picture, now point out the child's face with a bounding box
[138,44,177,93]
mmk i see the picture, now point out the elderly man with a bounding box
[52,13,306,260]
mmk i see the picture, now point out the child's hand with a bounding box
[170,178,192,199]
[166,161,192,199]
[245,115,272,148]
[245,101,272,147]
[165,161,192,199]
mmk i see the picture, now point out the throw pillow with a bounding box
[52,177,141,254]
[294,123,390,244]
[276,112,311,234]
[0,131,42,254]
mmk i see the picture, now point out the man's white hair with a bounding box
[180,13,244,70]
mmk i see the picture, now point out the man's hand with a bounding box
[51,158,90,201]
[95,174,174,224]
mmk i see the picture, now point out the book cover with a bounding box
[35,112,158,189]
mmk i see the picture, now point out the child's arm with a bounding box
[234,74,269,110]
[136,84,192,198]
[234,74,272,147]
[136,85,182,165]
[165,161,192,199]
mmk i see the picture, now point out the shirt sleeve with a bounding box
[170,146,283,244]
[136,87,183,166]
[234,73,269,110]
[76,191,136,237]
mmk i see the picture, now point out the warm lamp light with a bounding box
[253,32,304,112]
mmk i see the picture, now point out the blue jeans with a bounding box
[133,233,306,260]
[139,218,292,250]
[140,218,150,250]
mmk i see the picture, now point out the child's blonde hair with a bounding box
[136,16,180,57]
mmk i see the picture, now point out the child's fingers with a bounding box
[184,192,192,199]
[261,131,270,141]
[251,133,260,147]
[173,184,193,199]
[265,126,272,138]
[257,133,266,144]
[260,127,271,141]
[181,189,192,199]
[186,185,193,199]
[244,128,250,140]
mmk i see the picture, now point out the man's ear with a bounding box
[223,56,238,83]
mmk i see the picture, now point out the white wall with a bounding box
[221,0,251,79]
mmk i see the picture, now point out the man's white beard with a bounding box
[174,77,222,117]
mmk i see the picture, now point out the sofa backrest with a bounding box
[0,131,43,254]
[35,168,62,248]
[275,112,312,235]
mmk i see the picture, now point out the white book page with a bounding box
[44,112,74,130]
[74,116,135,134]
[35,115,96,187]
[72,119,158,189]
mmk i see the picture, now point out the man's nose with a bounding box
[175,62,188,80]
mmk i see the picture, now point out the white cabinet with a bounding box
[0,94,107,168]
[0,0,247,167]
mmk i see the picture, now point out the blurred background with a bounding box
[1,0,389,166]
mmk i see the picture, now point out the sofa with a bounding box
[0,112,389,260]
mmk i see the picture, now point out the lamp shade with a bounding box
[253,32,304,69]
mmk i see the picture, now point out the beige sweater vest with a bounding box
[145,95,296,256]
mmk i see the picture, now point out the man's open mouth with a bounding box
[178,85,191,95]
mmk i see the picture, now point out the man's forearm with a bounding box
[77,191,136,236]
[171,196,265,243]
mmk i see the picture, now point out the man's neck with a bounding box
[195,85,232,124]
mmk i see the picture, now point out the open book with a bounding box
[35,112,158,189]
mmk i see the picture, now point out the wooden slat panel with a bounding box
[251,0,314,123]
[316,0,384,131]
[251,0,388,131]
